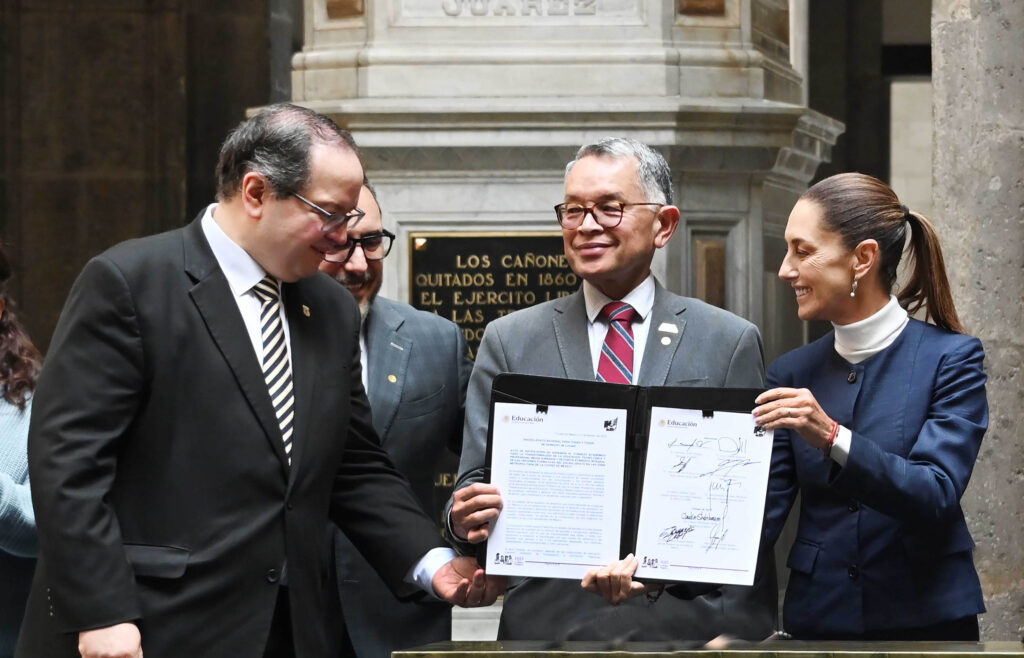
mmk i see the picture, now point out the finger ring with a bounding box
[785,408,791,417]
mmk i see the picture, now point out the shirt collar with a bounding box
[200,203,270,298]
[583,274,655,324]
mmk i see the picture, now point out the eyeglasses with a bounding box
[322,228,396,264]
[554,201,665,229]
[292,192,366,234]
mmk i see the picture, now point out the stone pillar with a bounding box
[932,0,1024,641]
[292,0,842,363]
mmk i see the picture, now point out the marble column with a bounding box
[932,0,1024,641]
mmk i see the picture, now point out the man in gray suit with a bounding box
[320,183,473,658]
[447,138,778,641]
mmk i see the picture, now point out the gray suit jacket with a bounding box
[452,281,777,642]
[335,296,471,658]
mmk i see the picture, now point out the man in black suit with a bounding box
[18,104,500,658]
[320,183,472,658]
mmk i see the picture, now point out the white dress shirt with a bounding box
[582,274,656,383]
[828,295,910,465]
[200,205,453,595]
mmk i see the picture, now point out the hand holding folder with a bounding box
[482,374,773,589]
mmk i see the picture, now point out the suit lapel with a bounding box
[365,301,410,441]
[183,218,290,476]
[552,291,595,380]
[638,282,687,386]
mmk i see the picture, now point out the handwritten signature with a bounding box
[659,525,695,543]
[667,436,744,454]
[672,456,694,473]
[697,457,758,478]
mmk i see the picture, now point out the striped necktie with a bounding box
[252,276,295,465]
[596,301,639,385]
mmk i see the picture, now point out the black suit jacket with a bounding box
[18,217,445,658]
[334,297,471,658]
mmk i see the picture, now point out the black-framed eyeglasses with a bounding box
[322,229,396,264]
[292,192,366,234]
[554,201,665,229]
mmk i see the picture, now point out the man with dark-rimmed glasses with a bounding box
[19,104,501,658]
[446,137,776,642]
[320,182,472,658]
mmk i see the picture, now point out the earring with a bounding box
[850,279,858,297]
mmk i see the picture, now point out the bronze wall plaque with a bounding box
[410,232,579,360]
[327,0,365,18]
[679,0,726,16]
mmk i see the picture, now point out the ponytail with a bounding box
[898,210,966,334]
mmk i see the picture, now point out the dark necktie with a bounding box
[596,301,639,385]
[252,276,295,465]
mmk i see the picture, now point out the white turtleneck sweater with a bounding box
[828,296,910,465]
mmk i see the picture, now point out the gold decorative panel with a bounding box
[327,0,364,19]
[679,0,725,16]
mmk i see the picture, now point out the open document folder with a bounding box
[482,373,772,586]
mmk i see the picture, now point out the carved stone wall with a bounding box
[293,0,842,363]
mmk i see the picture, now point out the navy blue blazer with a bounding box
[763,318,987,638]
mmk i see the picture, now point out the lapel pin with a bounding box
[661,336,671,346]
[387,374,398,383]
[657,322,678,334]
[302,305,311,317]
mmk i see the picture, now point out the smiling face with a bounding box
[779,199,861,323]
[319,185,384,316]
[562,154,678,300]
[252,143,364,282]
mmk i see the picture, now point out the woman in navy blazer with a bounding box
[754,173,987,640]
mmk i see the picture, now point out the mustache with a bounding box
[333,270,373,286]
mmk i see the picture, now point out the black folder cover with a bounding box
[482,373,765,581]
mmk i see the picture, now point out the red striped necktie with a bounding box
[596,301,639,385]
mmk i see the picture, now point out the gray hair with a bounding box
[215,103,358,201]
[565,137,673,206]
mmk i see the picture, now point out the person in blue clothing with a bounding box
[0,244,41,657]
[753,172,987,640]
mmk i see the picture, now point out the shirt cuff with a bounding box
[406,546,458,599]
[830,425,852,466]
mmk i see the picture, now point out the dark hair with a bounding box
[566,137,674,206]
[0,246,41,409]
[215,103,359,201]
[801,172,965,334]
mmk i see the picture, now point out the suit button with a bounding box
[286,502,294,511]
[848,564,859,580]
[847,371,857,383]
[848,501,860,512]
[266,568,279,583]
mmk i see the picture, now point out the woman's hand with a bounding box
[754,387,835,450]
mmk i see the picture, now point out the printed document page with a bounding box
[486,402,628,580]
[633,407,772,585]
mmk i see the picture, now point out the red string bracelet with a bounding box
[823,420,839,458]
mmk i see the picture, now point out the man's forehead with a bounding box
[350,186,383,235]
[309,144,363,180]
[565,154,641,193]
